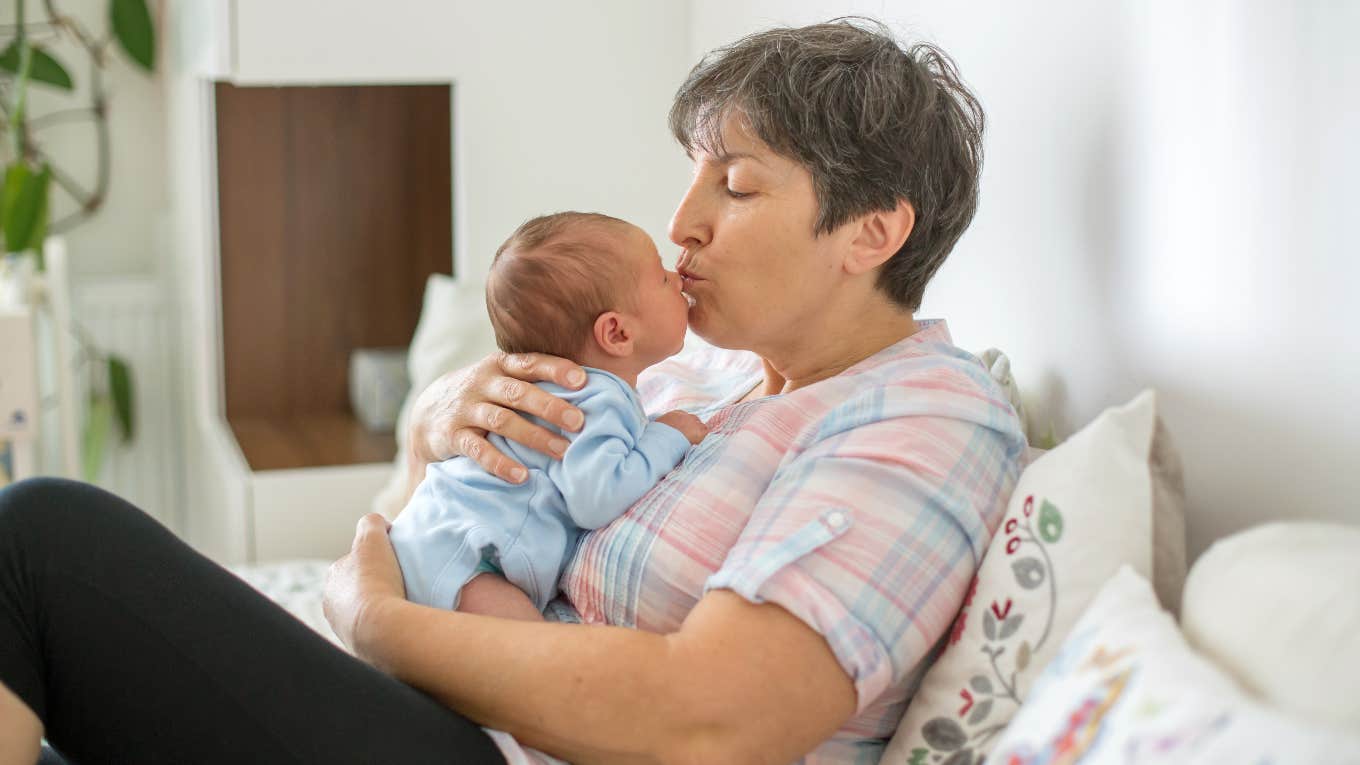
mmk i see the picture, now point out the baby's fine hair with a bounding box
[486,212,638,359]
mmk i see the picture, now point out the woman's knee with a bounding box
[0,477,145,547]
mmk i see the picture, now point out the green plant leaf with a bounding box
[1,163,50,254]
[108,355,134,443]
[23,166,49,256]
[1,163,32,249]
[0,42,74,90]
[110,0,156,72]
[82,393,114,482]
[27,173,47,268]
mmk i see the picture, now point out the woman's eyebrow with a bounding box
[714,150,765,166]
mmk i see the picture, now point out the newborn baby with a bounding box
[390,212,707,614]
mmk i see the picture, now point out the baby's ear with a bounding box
[592,311,634,357]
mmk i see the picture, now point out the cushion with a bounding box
[1181,521,1360,730]
[370,274,499,519]
[881,390,1187,764]
[989,566,1360,763]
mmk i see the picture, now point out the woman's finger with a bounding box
[453,428,530,484]
[483,375,585,433]
[476,403,571,459]
[355,512,391,541]
[496,352,588,391]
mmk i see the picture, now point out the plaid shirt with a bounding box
[489,320,1026,765]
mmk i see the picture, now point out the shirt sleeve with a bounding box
[704,410,1020,713]
[554,382,692,530]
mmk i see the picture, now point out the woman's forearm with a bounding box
[361,599,694,764]
[357,590,855,765]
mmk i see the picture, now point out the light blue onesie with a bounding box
[390,368,693,612]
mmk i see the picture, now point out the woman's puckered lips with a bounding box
[676,250,705,282]
[677,265,705,282]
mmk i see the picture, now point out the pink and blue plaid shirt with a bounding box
[488,320,1026,765]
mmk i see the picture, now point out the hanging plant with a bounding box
[0,0,156,480]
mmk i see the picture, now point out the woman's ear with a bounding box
[845,199,915,276]
[592,311,635,357]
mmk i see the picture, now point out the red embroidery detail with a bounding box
[959,688,974,717]
[950,611,968,645]
[1004,518,1018,534]
[963,576,979,608]
[1006,536,1021,555]
[1024,495,1035,517]
[992,598,1013,620]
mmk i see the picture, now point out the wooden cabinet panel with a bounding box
[215,83,451,470]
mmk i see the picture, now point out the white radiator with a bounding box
[72,277,183,531]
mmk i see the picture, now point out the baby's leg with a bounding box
[457,573,544,621]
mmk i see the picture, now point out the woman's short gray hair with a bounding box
[670,18,984,311]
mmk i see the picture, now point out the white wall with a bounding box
[1,0,168,278]
[690,0,1359,556]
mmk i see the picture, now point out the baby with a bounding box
[390,212,707,616]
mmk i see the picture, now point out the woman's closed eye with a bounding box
[722,174,754,199]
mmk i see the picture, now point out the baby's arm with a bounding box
[557,388,701,529]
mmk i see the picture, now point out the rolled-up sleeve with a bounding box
[704,412,1017,712]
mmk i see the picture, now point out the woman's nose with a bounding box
[668,176,711,250]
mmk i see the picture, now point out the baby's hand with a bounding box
[657,410,709,445]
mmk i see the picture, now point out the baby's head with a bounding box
[486,212,690,376]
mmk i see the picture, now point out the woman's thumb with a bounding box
[354,513,391,545]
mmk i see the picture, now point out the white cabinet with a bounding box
[250,464,393,562]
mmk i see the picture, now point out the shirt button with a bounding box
[826,511,847,529]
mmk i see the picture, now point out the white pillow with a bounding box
[881,391,1187,764]
[1181,521,1360,731]
[370,274,498,519]
[990,566,1360,763]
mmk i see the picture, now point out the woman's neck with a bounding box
[749,294,919,398]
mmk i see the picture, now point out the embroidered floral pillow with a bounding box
[881,391,1186,765]
[988,566,1360,763]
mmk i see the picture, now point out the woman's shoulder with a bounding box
[817,320,1024,437]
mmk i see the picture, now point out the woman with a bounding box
[0,19,1025,765]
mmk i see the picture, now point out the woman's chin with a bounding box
[686,310,734,349]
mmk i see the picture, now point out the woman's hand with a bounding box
[408,352,588,484]
[323,514,407,660]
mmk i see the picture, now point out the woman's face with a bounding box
[670,117,856,352]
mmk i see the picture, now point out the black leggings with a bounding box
[0,478,507,765]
